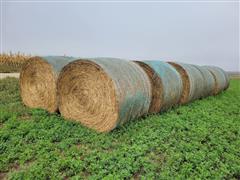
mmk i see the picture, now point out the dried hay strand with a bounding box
[192,65,215,97]
[204,66,228,95]
[20,56,77,112]
[168,62,204,104]
[57,58,152,132]
[134,60,182,112]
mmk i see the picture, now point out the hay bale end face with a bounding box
[168,62,205,104]
[134,60,182,113]
[204,66,229,95]
[57,58,152,132]
[20,56,77,112]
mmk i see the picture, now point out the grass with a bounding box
[0,78,239,179]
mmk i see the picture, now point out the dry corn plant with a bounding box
[0,52,31,72]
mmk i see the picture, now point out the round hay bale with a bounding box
[134,60,182,113]
[57,58,152,132]
[168,62,205,104]
[192,65,215,97]
[218,68,230,90]
[20,56,77,112]
[203,66,228,94]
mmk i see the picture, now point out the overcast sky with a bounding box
[1,1,239,71]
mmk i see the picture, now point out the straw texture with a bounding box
[135,60,183,112]
[20,56,77,112]
[57,58,152,132]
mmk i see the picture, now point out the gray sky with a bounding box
[1,1,239,71]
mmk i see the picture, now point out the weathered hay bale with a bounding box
[192,65,215,97]
[57,58,152,132]
[20,56,77,112]
[203,66,229,94]
[134,60,182,113]
[168,62,205,104]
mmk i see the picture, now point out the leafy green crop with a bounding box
[0,77,239,179]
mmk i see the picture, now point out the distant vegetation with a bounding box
[0,52,31,73]
[228,72,240,79]
[0,77,239,179]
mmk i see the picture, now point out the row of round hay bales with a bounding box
[167,62,229,103]
[20,57,229,132]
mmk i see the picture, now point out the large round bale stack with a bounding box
[134,60,182,113]
[192,65,215,97]
[204,66,229,95]
[168,62,205,104]
[20,56,77,112]
[57,58,152,132]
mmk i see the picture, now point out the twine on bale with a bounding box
[20,56,77,112]
[57,58,152,132]
[168,62,205,104]
[134,61,182,113]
